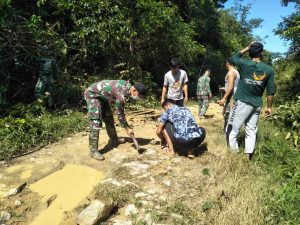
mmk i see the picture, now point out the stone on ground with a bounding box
[77,200,113,225]
[124,204,138,216]
[0,211,11,222]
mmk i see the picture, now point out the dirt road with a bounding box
[0,103,265,225]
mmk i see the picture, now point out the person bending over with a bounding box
[156,99,206,155]
[84,80,146,160]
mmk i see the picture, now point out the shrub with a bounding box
[273,95,300,146]
[0,104,87,160]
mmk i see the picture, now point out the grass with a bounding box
[93,183,140,207]
[255,120,300,225]
[0,104,87,160]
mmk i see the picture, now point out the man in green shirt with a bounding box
[226,42,275,159]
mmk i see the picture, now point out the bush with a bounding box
[0,104,87,160]
[273,95,300,146]
[256,121,300,225]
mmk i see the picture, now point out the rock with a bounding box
[171,213,183,220]
[140,200,148,205]
[123,161,150,174]
[0,211,11,222]
[162,180,171,186]
[146,189,157,195]
[5,183,27,197]
[144,148,157,155]
[149,176,155,181]
[102,178,122,186]
[144,213,152,225]
[158,195,167,202]
[112,220,132,225]
[14,200,22,206]
[122,180,139,187]
[124,204,138,216]
[77,200,113,225]
[134,192,148,198]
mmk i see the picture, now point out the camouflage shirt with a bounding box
[196,75,211,96]
[85,80,131,128]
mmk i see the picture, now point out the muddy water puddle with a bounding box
[27,164,104,225]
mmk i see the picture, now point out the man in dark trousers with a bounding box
[84,80,146,160]
[156,99,206,156]
[226,42,275,159]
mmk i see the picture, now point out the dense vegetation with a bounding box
[0,0,299,224]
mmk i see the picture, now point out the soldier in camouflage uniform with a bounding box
[35,46,57,107]
[84,80,146,160]
[196,69,212,119]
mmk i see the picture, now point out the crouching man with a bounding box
[84,80,146,160]
[156,99,206,155]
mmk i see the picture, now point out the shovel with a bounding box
[130,134,140,151]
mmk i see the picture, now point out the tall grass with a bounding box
[0,104,87,160]
[256,120,300,225]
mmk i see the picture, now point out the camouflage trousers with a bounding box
[198,95,209,117]
[84,90,118,141]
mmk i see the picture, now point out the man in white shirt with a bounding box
[161,58,188,106]
[218,58,240,131]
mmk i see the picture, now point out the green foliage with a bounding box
[275,5,300,55]
[0,104,87,159]
[273,96,300,146]
[202,168,211,176]
[256,122,300,224]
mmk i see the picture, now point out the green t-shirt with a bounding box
[231,53,275,107]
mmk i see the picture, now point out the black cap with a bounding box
[133,82,146,98]
[249,42,264,58]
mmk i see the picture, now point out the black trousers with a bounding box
[165,122,206,154]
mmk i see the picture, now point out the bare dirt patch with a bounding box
[0,103,267,225]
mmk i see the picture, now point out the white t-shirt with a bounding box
[163,69,188,100]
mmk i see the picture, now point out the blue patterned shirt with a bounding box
[159,105,203,140]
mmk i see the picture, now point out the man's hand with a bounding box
[209,93,212,98]
[127,128,134,136]
[218,98,226,106]
[160,99,165,105]
[265,107,272,118]
[184,97,188,104]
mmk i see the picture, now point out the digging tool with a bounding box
[130,134,140,151]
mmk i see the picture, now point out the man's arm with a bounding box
[156,123,165,140]
[161,86,167,104]
[183,83,188,103]
[115,100,134,136]
[231,42,254,66]
[265,71,275,117]
[218,71,235,106]
[207,77,212,98]
[265,95,274,117]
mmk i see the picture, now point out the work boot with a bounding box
[104,118,126,146]
[89,128,105,160]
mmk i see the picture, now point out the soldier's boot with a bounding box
[104,119,126,146]
[89,128,105,160]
